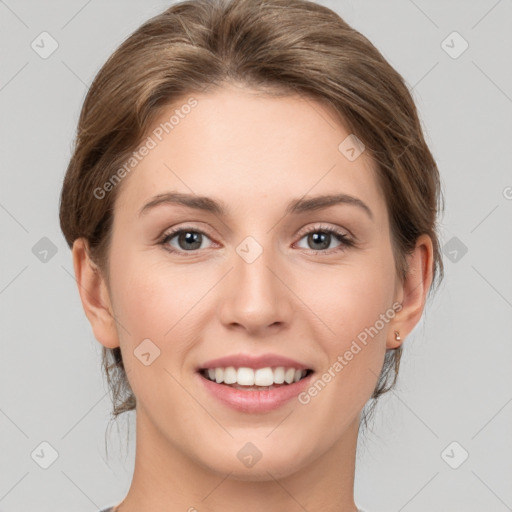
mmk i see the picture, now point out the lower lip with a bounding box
[196,371,314,413]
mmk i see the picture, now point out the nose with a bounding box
[218,242,294,335]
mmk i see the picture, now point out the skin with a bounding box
[73,82,433,512]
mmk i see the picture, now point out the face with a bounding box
[99,83,402,479]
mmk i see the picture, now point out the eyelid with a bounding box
[157,222,214,241]
[296,222,351,239]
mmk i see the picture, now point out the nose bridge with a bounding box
[218,233,292,332]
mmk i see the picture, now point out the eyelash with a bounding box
[159,224,354,257]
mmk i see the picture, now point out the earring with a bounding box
[394,330,401,342]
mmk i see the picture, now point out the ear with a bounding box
[72,238,120,348]
[388,233,434,349]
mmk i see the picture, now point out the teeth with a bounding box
[224,366,237,384]
[274,367,285,384]
[202,366,310,386]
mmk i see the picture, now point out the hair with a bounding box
[59,0,444,432]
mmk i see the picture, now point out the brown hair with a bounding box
[59,0,444,430]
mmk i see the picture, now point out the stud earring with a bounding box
[394,330,401,342]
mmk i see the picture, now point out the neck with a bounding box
[115,407,361,512]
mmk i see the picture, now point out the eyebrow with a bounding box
[138,191,373,220]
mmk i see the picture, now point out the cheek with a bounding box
[296,265,395,416]
[305,259,395,335]
[108,248,202,345]
[107,255,207,399]
[298,250,396,379]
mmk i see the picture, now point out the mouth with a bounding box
[197,366,315,391]
[196,363,316,413]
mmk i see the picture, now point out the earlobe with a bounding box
[72,238,120,349]
[387,234,434,350]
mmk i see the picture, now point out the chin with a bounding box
[200,446,309,482]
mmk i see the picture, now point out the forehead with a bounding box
[115,84,386,221]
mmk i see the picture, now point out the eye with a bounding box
[159,224,354,256]
[295,224,353,254]
[160,227,214,254]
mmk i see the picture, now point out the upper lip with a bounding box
[197,353,313,371]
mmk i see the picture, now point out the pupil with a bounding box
[180,231,202,250]
[310,232,329,250]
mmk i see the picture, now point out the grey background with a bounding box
[1,1,511,511]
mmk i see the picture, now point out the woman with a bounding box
[59,0,444,510]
